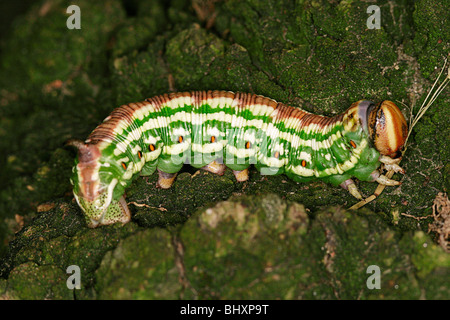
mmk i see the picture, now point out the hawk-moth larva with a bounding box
[68,91,408,227]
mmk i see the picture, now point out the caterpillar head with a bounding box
[368,101,408,158]
[67,139,131,228]
[357,100,408,159]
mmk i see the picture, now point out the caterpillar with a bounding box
[68,90,408,228]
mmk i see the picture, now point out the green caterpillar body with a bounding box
[70,90,408,227]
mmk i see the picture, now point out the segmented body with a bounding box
[73,91,378,186]
[71,90,407,227]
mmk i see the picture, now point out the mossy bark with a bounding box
[0,0,448,299]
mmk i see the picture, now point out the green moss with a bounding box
[180,194,311,299]
[166,25,226,88]
[1,192,448,299]
[111,36,173,105]
[5,262,73,299]
[94,227,180,299]
[179,195,449,299]
[402,231,450,279]
[112,0,168,58]
[0,0,448,299]
[128,171,238,228]
[0,0,125,92]
[413,0,450,78]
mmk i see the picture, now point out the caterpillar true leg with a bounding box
[342,165,401,204]
[370,169,401,186]
[379,155,405,174]
[340,179,363,200]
